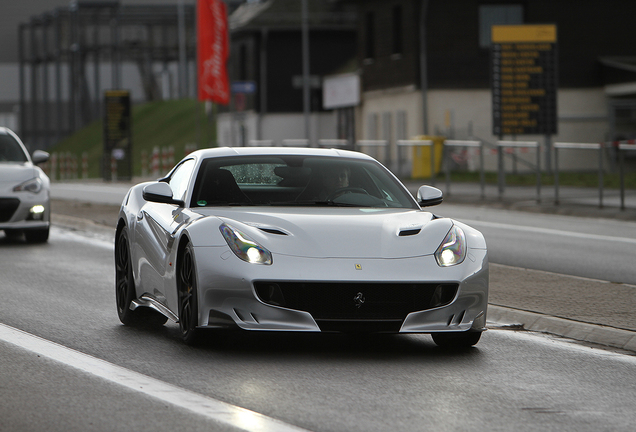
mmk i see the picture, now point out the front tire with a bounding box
[178,243,201,345]
[432,331,482,349]
[178,243,202,345]
[115,226,167,327]
[24,227,49,243]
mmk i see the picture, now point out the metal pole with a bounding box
[536,143,541,203]
[419,0,429,135]
[259,29,268,140]
[554,146,560,205]
[54,12,62,143]
[479,142,485,199]
[445,144,450,196]
[430,141,435,185]
[18,24,26,138]
[301,0,310,142]
[498,145,504,199]
[42,17,50,149]
[619,144,625,211]
[93,10,100,120]
[30,19,38,149]
[178,0,186,99]
[599,143,604,208]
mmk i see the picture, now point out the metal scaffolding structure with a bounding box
[19,1,196,150]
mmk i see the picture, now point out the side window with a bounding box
[168,159,195,201]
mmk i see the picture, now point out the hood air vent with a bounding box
[399,228,421,237]
[258,227,288,236]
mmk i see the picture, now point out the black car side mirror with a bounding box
[142,182,185,207]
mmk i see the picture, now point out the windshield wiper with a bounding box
[270,200,369,207]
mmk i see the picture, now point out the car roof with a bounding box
[189,146,375,161]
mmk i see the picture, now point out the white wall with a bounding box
[359,86,612,172]
[217,111,338,147]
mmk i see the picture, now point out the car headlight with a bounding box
[220,223,272,265]
[13,177,43,194]
[435,225,466,267]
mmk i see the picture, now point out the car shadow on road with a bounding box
[114,321,485,360]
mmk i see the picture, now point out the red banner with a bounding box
[197,0,230,104]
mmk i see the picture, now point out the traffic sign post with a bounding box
[491,25,557,136]
[103,90,132,181]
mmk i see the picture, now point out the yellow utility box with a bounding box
[410,135,445,179]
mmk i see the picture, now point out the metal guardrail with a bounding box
[497,141,541,202]
[554,142,603,207]
[619,142,636,210]
[444,140,484,199]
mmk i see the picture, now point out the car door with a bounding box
[135,159,195,302]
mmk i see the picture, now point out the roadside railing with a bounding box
[497,141,541,202]
[553,142,603,206]
[444,140,484,199]
[619,142,636,210]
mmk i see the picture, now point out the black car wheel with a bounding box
[432,331,482,349]
[115,226,167,326]
[178,243,201,345]
[24,227,49,243]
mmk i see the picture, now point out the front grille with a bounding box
[254,281,458,330]
[0,198,20,222]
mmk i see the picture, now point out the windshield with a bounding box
[191,155,418,209]
[0,134,28,163]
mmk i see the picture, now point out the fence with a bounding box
[42,140,635,212]
[444,140,484,199]
[497,141,541,203]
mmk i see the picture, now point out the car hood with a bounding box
[189,207,454,259]
[0,163,36,187]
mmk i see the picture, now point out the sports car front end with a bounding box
[186,207,488,336]
[0,128,50,243]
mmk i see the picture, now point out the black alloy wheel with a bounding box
[178,243,201,345]
[115,227,167,326]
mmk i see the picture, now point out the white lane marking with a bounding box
[0,323,311,432]
[462,219,636,245]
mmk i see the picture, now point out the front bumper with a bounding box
[194,246,488,334]
[0,193,50,231]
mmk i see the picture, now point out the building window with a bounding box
[479,4,523,48]
[365,11,375,59]
[392,5,403,55]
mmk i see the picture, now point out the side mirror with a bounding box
[142,182,185,207]
[417,185,443,207]
[32,150,50,165]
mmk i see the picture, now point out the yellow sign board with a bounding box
[492,24,557,43]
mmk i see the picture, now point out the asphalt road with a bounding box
[1,224,636,431]
[433,203,636,285]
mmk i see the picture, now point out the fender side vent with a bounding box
[399,228,421,237]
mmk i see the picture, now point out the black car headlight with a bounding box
[435,225,466,267]
[13,177,43,194]
[220,223,272,265]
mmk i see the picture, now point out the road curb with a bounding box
[488,305,636,353]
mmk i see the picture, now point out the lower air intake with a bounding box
[254,281,458,330]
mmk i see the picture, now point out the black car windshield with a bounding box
[190,155,418,209]
[0,134,28,163]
